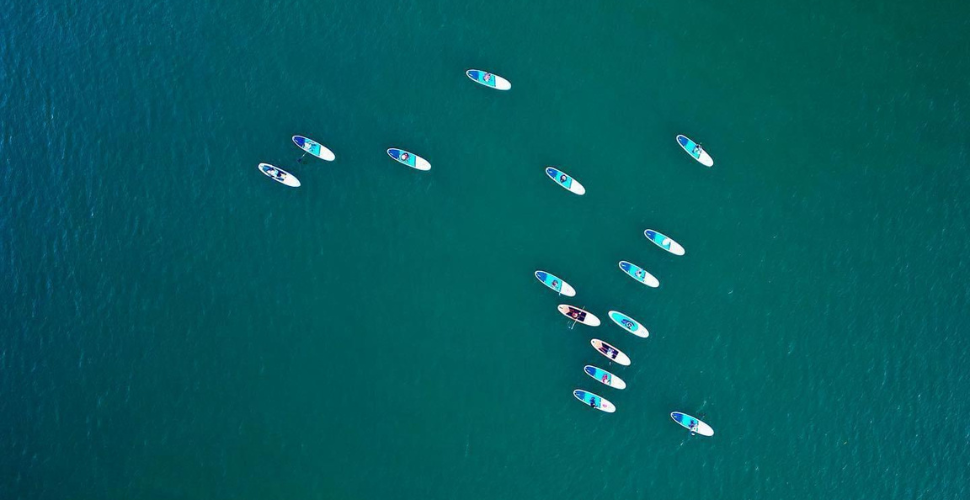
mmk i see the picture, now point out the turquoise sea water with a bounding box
[2,0,969,498]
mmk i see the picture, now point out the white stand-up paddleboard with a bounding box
[608,310,649,338]
[292,135,335,161]
[584,365,627,390]
[545,167,586,195]
[590,339,631,366]
[671,412,715,436]
[573,389,615,413]
[534,270,577,297]
[618,261,659,288]
[558,305,600,326]
[258,163,300,187]
[387,148,431,171]
[676,135,714,167]
[644,229,686,256]
[465,69,512,90]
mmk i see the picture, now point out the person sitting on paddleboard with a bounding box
[484,72,492,82]
[636,269,645,279]
[559,174,568,184]
[552,279,559,288]
[693,145,702,155]
[589,398,596,408]
[622,319,634,330]
[400,152,410,162]
[601,374,609,383]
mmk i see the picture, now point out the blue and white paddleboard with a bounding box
[644,229,685,256]
[465,69,511,90]
[671,412,714,436]
[618,261,659,288]
[608,311,649,338]
[676,135,714,167]
[573,389,615,413]
[387,148,431,171]
[545,167,586,195]
[590,339,631,366]
[258,163,300,188]
[584,365,627,390]
[292,135,335,161]
[534,270,576,297]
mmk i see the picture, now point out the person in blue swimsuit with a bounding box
[559,174,568,184]
[622,319,635,330]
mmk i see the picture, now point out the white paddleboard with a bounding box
[584,365,627,390]
[608,310,649,338]
[644,229,686,256]
[387,148,431,171]
[671,412,715,436]
[618,261,660,288]
[292,135,335,161]
[676,134,714,167]
[465,69,512,90]
[258,163,300,188]
[590,339,631,366]
[558,305,601,326]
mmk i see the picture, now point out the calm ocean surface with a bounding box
[2,0,969,498]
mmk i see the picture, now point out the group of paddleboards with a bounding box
[258,66,714,436]
[542,136,714,197]
[256,69,512,187]
[534,225,712,435]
